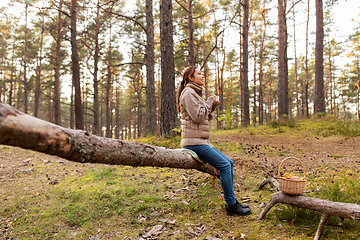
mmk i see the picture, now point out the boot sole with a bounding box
[226,211,252,216]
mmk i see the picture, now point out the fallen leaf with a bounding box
[142,225,163,238]
[206,236,222,240]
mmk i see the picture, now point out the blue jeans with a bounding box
[183,145,236,205]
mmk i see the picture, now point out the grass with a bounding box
[1,118,360,239]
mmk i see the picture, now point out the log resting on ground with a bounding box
[259,191,360,240]
[0,103,219,177]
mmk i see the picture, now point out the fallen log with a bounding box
[259,191,360,240]
[0,103,219,177]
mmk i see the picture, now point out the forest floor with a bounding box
[1,118,360,239]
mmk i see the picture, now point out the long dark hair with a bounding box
[177,66,197,112]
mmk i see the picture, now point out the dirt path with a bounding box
[212,133,360,174]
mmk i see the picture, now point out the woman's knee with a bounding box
[219,160,232,171]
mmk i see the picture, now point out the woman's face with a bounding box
[189,68,204,86]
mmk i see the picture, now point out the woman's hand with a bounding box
[211,94,220,109]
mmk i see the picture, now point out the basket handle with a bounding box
[277,157,306,180]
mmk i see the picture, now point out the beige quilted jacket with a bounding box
[179,82,217,148]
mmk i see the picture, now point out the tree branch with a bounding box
[102,7,146,32]
[174,0,188,12]
[286,0,304,15]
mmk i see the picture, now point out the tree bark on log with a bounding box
[259,191,360,240]
[0,103,219,177]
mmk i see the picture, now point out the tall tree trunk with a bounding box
[128,97,132,140]
[70,83,74,129]
[48,88,53,122]
[17,68,21,110]
[187,0,195,65]
[106,44,112,138]
[71,0,84,129]
[259,9,267,125]
[293,3,299,118]
[137,76,142,138]
[115,86,120,139]
[203,55,208,99]
[9,41,16,106]
[145,0,156,136]
[253,34,257,125]
[239,9,243,125]
[357,60,360,120]
[35,23,44,118]
[242,0,250,126]
[277,0,288,119]
[269,73,273,121]
[219,39,225,119]
[54,0,63,126]
[305,0,310,117]
[328,46,333,115]
[84,85,88,131]
[314,0,325,114]
[160,0,176,138]
[23,3,29,114]
[215,51,220,129]
[93,0,101,135]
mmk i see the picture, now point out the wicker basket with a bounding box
[277,157,306,195]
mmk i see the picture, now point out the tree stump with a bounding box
[259,191,360,240]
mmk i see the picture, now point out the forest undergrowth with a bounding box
[1,117,360,239]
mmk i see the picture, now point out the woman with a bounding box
[177,66,251,216]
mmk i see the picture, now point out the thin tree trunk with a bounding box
[187,0,195,65]
[93,0,100,135]
[17,68,21,110]
[35,23,44,118]
[220,41,225,118]
[203,57,208,99]
[356,57,360,121]
[48,88,53,122]
[106,43,112,138]
[314,0,325,114]
[239,9,243,125]
[305,0,310,117]
[115,86,120,139]
[70,82,75,129]
[137,78,141,139]
[9,40,16,106]
[293,3,299,118]
[145,0,156,136]
[259,9,266,125]
[54,0,63,126]
[84,85,88,131]
[160,0,176,137]
[329,46,333,115]
[253,33,257,125]
[278,0,288,119]
[71,0,84,129]
[23,3,29,114]
[269,68,273,122]
[128,97,132,140]
[242,0,250,126]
